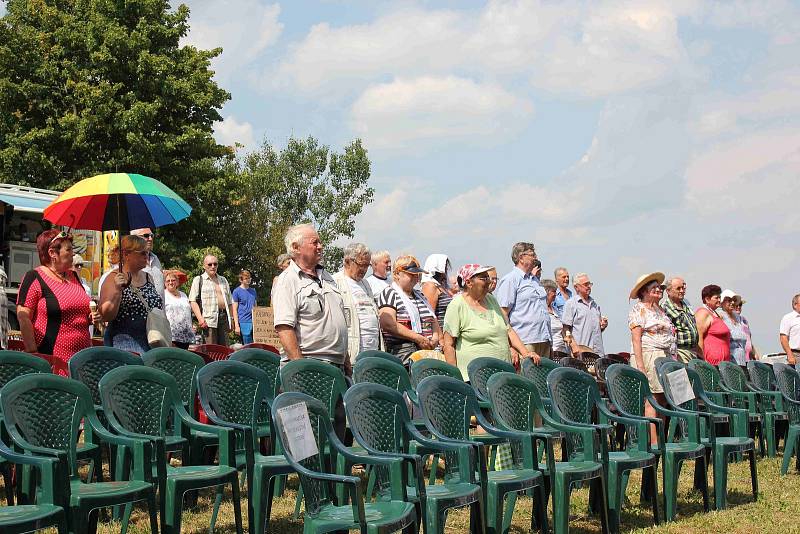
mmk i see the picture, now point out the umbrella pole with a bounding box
[117,198,123,270]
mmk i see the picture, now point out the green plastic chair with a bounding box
[1,374,158,534]
[718,361,767,456]
[547,367,659,533]
[605,363,709,521]
[357,349,404,365]
[747,360,788,457]
[658,364,758,510]
[0,440,67,534]
[520,357,559,415]
[410,359,462,387]
[416,375,548,534]
[687,359,730,406]
[354,356,419,405]
[197,360,294,534]
[344,382,485,534]
[772,363,800,475]
[486,372,605,534]
[98,366,244,534]
[272,391,418,534]
[0,351,54,505]
[466,357,516,409]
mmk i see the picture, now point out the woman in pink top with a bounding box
[695,284,731,365]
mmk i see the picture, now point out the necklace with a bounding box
[45,265,68,282]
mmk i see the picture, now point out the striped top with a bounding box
[377,285,436,361]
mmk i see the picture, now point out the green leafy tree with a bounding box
[0,0,231,233]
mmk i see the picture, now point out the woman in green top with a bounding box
[443,264,541,379]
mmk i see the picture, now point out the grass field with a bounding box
[23,450,788,533]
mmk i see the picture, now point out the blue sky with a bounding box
[4,1,799,352]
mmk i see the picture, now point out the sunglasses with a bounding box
[49,231,73,247]
[206,262,218,267]
[139,233,154,239]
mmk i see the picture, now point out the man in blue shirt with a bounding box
[495,242,552,360]
[232,269,258,344]
[552,266,572,318]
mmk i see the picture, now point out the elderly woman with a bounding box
[17,229,101,375]
[695,284,730,365]
[628,272,677,445]
[100,234,164,353]
[718,290,749,366]
[163,270,195,349]
[333,243,383,361]
[421,254,453,329]
[443,264,540,380]
[377,255,441,363]
[541,279,568,355]
[734,297,759,361]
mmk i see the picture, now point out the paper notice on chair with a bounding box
[761,355,788,365]
[276,402,319,462]
[666,368,695,405]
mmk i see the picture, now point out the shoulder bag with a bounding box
[131,278,172,348]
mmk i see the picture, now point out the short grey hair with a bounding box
[371,250,390,265]
[665,276,683,289]
[343,242,371,262]
[793,294,800,307]
[573,272,589,285]
[541,279,557,293]
[510,242,535,264]
[284,223,316,256]
[554,266,568,278]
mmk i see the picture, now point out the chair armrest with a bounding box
[474,410,534,442]
[0,440,64,505]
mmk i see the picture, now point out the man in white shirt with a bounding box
[366,250,391,297]
[332,243,383,362]
[131,227,164,299]
[780,293,800,364]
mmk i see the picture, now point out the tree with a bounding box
[0,0,230,199]
[184,137,374,303]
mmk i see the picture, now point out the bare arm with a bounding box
[378,307,433,349]
[421,283,440,313]
[562,324,581,355]
[781,334,795,365]
[190,301,207,328]
[442,331,458,367]
[99,271,126,322]
[695,309,711,359]
[508,327,540,365]
[276,325,302,360]
[16,306,37,352]
[631,326,644,370]
[232,301,240,333]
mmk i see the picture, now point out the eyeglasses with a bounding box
[489,277,498,282]
[579,281,594,287]
[139,233,154,239]
[652,284,666,291]
[49,231,73,247]
[206,262,218,267]
[473,274,490,281]
[75,264,84,268]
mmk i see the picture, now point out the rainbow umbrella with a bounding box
[43,173,191,233]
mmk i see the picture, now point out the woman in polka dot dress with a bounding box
[100,235,163,354]
[17,230,101,376]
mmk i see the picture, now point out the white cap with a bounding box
[720,289,738,302]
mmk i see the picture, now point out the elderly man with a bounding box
[663,276,701,362]
[333,242,383,362]
[780,294,800,365]
[131,227,164,299]
[552,267,572,318]
[366,250,392,296]
[561,272,607,356]
[189,254,234,346]
[273,223,349,439]
[496,242,551,359]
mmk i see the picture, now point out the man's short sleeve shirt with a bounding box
[495,267,551,344]
[561,295,605,356]
[780,311,800,350]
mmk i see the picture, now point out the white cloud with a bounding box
[213,115,256,149]
[350,76,533,150]
[182,1,283,82]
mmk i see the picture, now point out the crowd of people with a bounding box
[7,223,800,388]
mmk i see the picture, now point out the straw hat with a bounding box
[629,272,665,299]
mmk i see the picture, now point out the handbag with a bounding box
[131,281,172,348]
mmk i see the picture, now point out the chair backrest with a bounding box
[687,359,724,393]
[659,365,703,412]
[352,357,412,394]
[551,350,570,360]
[654,357,682,379]
[0,350,51,389]
[466,356,516,402]
[747,360,778,392]
[409,358,461,387]
[579,351,600,370]
[280,359,348,419]
[1,374,97,475]
[520,357,559,402]
[99,366,183,438]
[272,391,351,515]
[68,346,143,406]
[559,357,588,372]
[195,343,234,363]
[416,376,479,442]
[229,348,282,399]
[343,382,411,457]
[355,349,403,365]
[604,363,650,418]
[142,347,205,410]
[718,361,749,392]
[547,367,608,458]
[594,357,617,383]
[197,360,270,450]
[773,363,800,424]
[241,342,280,353]
[486,372,546,434]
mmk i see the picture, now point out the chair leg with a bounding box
[781,427,798,475]
[534,484,549,534]
[210,487,224,532]
[663,456,680,522]
[605,463,622,534]
[597,475,611,534]
[147,492,160,534]
[648,464,660,525]
[713,446,729,511]
[1,463,13,506]
[698,454,710,512]
[231,475,244,534]
[500,491,516,534]
[748,448,758,501]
